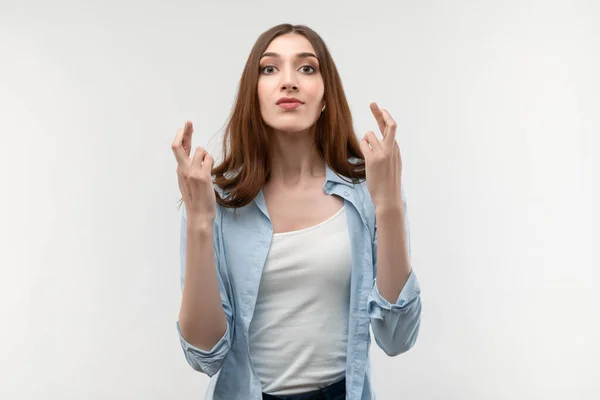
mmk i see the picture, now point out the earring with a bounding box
[321,103,326,112]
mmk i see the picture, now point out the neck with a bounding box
[267,127,325,190]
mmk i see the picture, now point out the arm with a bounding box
[367,183,422,356]
[176,206,234,377]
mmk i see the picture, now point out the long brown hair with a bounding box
[211,23,366,208]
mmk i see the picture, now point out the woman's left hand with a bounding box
[359,102,403,210]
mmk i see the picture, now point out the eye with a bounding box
[261,65,277,74]
[260,64,317,75]
[300,65,316,74]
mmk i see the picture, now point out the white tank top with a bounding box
[248,205,352,395]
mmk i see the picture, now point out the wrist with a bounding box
[374,200,404,217]
[186,217,214,232]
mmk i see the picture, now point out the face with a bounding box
[257,33,325,133]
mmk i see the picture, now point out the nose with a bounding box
[281,82,298,91]
[280,68,299,92]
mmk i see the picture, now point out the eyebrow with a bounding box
[260,52,319,61]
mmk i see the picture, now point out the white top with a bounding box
[248,205,352,395]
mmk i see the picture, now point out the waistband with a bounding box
[262,377,346,400]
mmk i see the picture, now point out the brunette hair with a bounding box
[210,23,366,208]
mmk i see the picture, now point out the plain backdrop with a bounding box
[1,0,598,399]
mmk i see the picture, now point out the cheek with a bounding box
[256,83,266,105]
[257,80,271,106]
[305,80,324,100]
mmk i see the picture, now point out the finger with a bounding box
[359,136,372,158]
[379,109,397,146]
[191,146,208,169]
[182,121,194,157]
[369,102,386,138]
[202,153,214,171]
[171,121,194,164]
[362,131,382,153]
[171,128,188,165]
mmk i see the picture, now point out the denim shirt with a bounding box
[176,163,422,400]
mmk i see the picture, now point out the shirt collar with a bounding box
[253,161,358,220]
[325,162,349,187]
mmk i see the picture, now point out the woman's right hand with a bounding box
[171,121,216,225]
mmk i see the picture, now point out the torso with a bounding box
[262,178,344,234]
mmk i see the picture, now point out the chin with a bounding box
[271,125,309,133]
[264,118,317,133]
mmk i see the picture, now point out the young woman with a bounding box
[171,23,422,400]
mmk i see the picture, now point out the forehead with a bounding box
[263,33,316,56]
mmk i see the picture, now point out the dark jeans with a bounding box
[262,377,346,400]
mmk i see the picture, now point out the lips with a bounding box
[278,102,302,110]
[276,97,303,105]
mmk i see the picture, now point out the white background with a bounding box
[1,0,598,399]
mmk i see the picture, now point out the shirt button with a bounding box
[344,191,349,197]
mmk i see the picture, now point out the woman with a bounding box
[171,23,422,400]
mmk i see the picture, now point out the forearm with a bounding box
[178,221,227,351]
[374,203,412,303]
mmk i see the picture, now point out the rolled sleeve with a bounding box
[368,269,421,320]
[176,320,232,377]
[368,270,422,356]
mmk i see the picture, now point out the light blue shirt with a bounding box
[176,162,422,400]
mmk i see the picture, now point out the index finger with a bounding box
[171,121,194,164]
[379,109,397,146]
[370,102,387,138]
